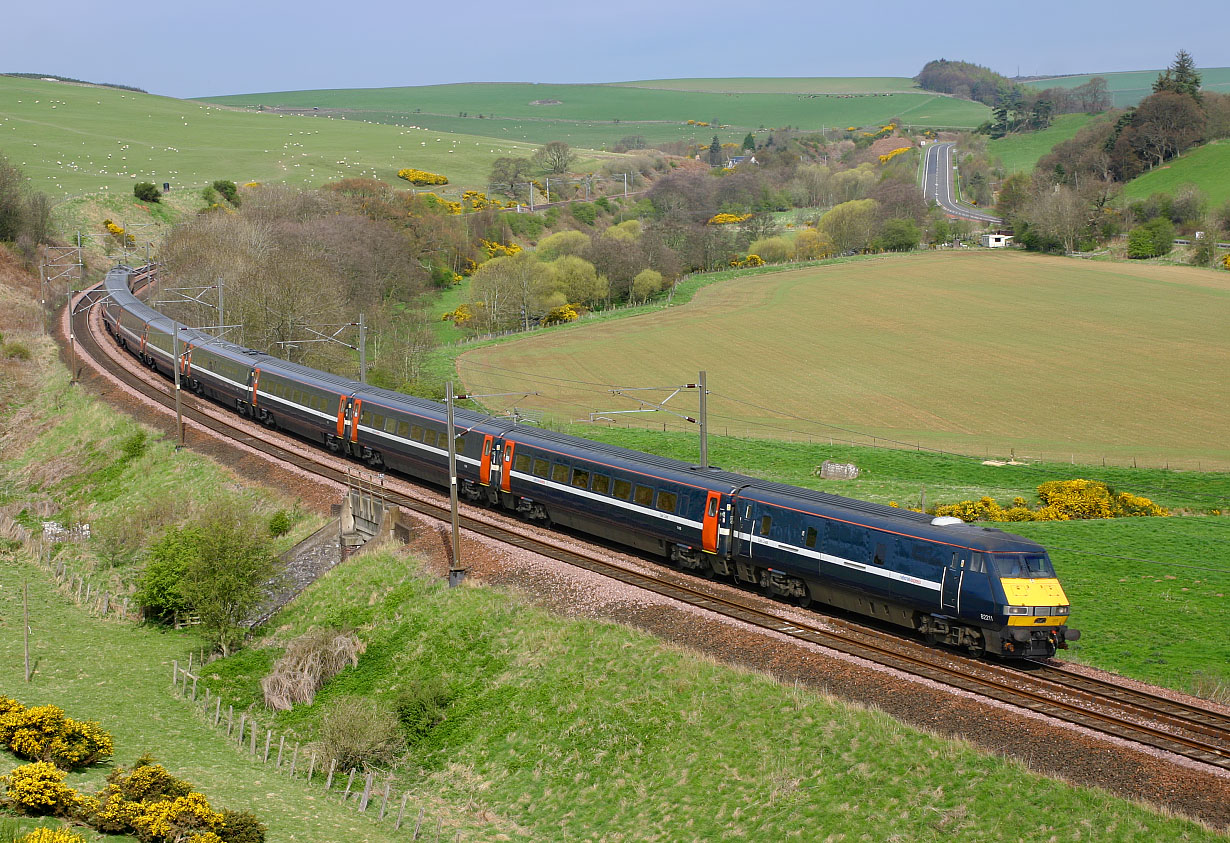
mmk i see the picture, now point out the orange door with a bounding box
[336,396,347,438]
[251,368,261,407]
[350,398,362,442]
[501,441,516,492]
[702,491,721,554]
[479,435,493,485]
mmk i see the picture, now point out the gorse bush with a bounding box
[19,828,89,843]
[133,182,161,203]
[0,698,114,770]
[395,679,452,745]
[396,168,448,186]
[928,479,1168,523]
[2,762,81,815]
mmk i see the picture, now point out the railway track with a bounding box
[70,276,1230,774]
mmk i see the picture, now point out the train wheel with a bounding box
[795,585,812,609]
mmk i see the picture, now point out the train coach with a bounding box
[101,265,1079,659]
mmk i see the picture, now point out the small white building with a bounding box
[980,233,1013,248]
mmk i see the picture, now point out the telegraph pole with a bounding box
[445,381,464,586]
[173,322,184,450]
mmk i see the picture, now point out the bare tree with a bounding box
[535,141,575,174]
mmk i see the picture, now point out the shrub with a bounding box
[631,269,662,303]
[0,704,109,769]
[2,762,78,814]
[748,236,793,263]
[260,630,364,710]
[216,809,266,843]
[121,430,148,461]
[396,168,448,186]
[211,180,238,205]
[3,341,32,360]
[20,828,88,843]
[570,202,598,226]
[317,696,404,772]
[267,510,293,538]
[929,479,1168,523]
[1127,217,1174,258]
[134,183,161,203]
[394,680,452,744]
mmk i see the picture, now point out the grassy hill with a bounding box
[1122,139,1230,206]
[455,250,1230,471]
[988,112,1096,173]
[0,75,565,198]
[1023,67,1230,108]
[198,81,990,148]
[606,77,924,93]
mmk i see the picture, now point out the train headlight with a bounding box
[1003,606,1029,615]
[1053,606,1070,615]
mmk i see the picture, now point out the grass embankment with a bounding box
[199,82,990,148]
[0,75,538,198]
[1022,67,1230,108]
[455,250,1230,470]
[988,113,1095,173]
[200,549,1224,842]
[541,423,1230,692]
[1122,139,1230,207]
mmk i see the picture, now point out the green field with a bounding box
[606,77,925,93]
[200,82,990,148]
[1024,67,1230,108]
[988,113,1095,173]
[0,76,549,197]
[455,251,1230,470]
[1122,139,1230,206]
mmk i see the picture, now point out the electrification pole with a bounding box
[445,381,463,586]
[173,321,184,449]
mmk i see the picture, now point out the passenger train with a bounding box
[101,265,1079,659]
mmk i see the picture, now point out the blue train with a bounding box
[102,265,1079,658]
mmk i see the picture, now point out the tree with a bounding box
[537,230,590,260]
[1127,217,1175,258]
[134,182,161,203]
[535,141,574,174]
[468,251,548,332]
[630,269,663,303]
[212,179,239,205]
[1023,185,1090,254]
[1154,49,1202,102]
[1132,91,1206,169]
[818,199,881,253]
[742,133,755,151]
[489,157,533,199]
[793,228,835,260]
[708,136,722,167]
[543,255,606,306]
[877,218,920,252]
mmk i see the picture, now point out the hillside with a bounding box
[0,75,577,198]
[1121,139,1230,206]
[198,81,990,148]
[1023,67,1230,108]
[988,112,1096,173]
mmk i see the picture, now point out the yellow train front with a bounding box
[983,551,1080,657]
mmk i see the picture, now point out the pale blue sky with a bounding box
[8,0,1228,98]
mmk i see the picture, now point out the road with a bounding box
[922,142,1001,224]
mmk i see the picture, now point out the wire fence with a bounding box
[170,662,467,841]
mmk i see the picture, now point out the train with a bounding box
[101,265,1079,659]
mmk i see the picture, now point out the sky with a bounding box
[7,0,1229,99]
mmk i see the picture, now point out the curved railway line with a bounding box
[69,272,1230,778]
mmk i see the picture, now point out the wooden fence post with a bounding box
[277,735,285,767]
[395,792,408,829]
[191,675,198,701]
[237,714,245,746]
[378,776,391,819]
[359,770,374,811]
[343,769,355,802]
[249,721,257,755]
[306,752,316,781]
[325,758,336,790]
[412,808,423,839]
[172,660,178,687]
[227,705,234,736]
[263,730,272,763]
[213,696,221,726]
[290,743,299,776]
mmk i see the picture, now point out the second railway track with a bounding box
[70,276,1230,776]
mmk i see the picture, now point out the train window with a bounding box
[360,410,371,425]
[634,485,654,507]
[397,421,410,437]
[656,490,677,513]
[805,526,817,548]
[372,413,386,431]
[483,439,492,456]
[613,479,632,501]
[551,464,570,484]
[708,497,719,518]
[969,553,985,574]
[532,458,550,478]
[571,468,590,489]
[874,543,887,565]
[455,434,465,450]
[758,515,772,536]
[424,429,439,447]
[411,425,424,441]
[592,474,610,495]
[384,417,398,434]
[514,453,532,473]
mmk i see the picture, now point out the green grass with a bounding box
[605,77,925,94]
[1023,67,1230,108]
[1121,139,1230,207]
[204,547,1225,842]
[454,250,1230,470]
[0,76,545,198]
[988,113,1095,173]
[199,82,990,148]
